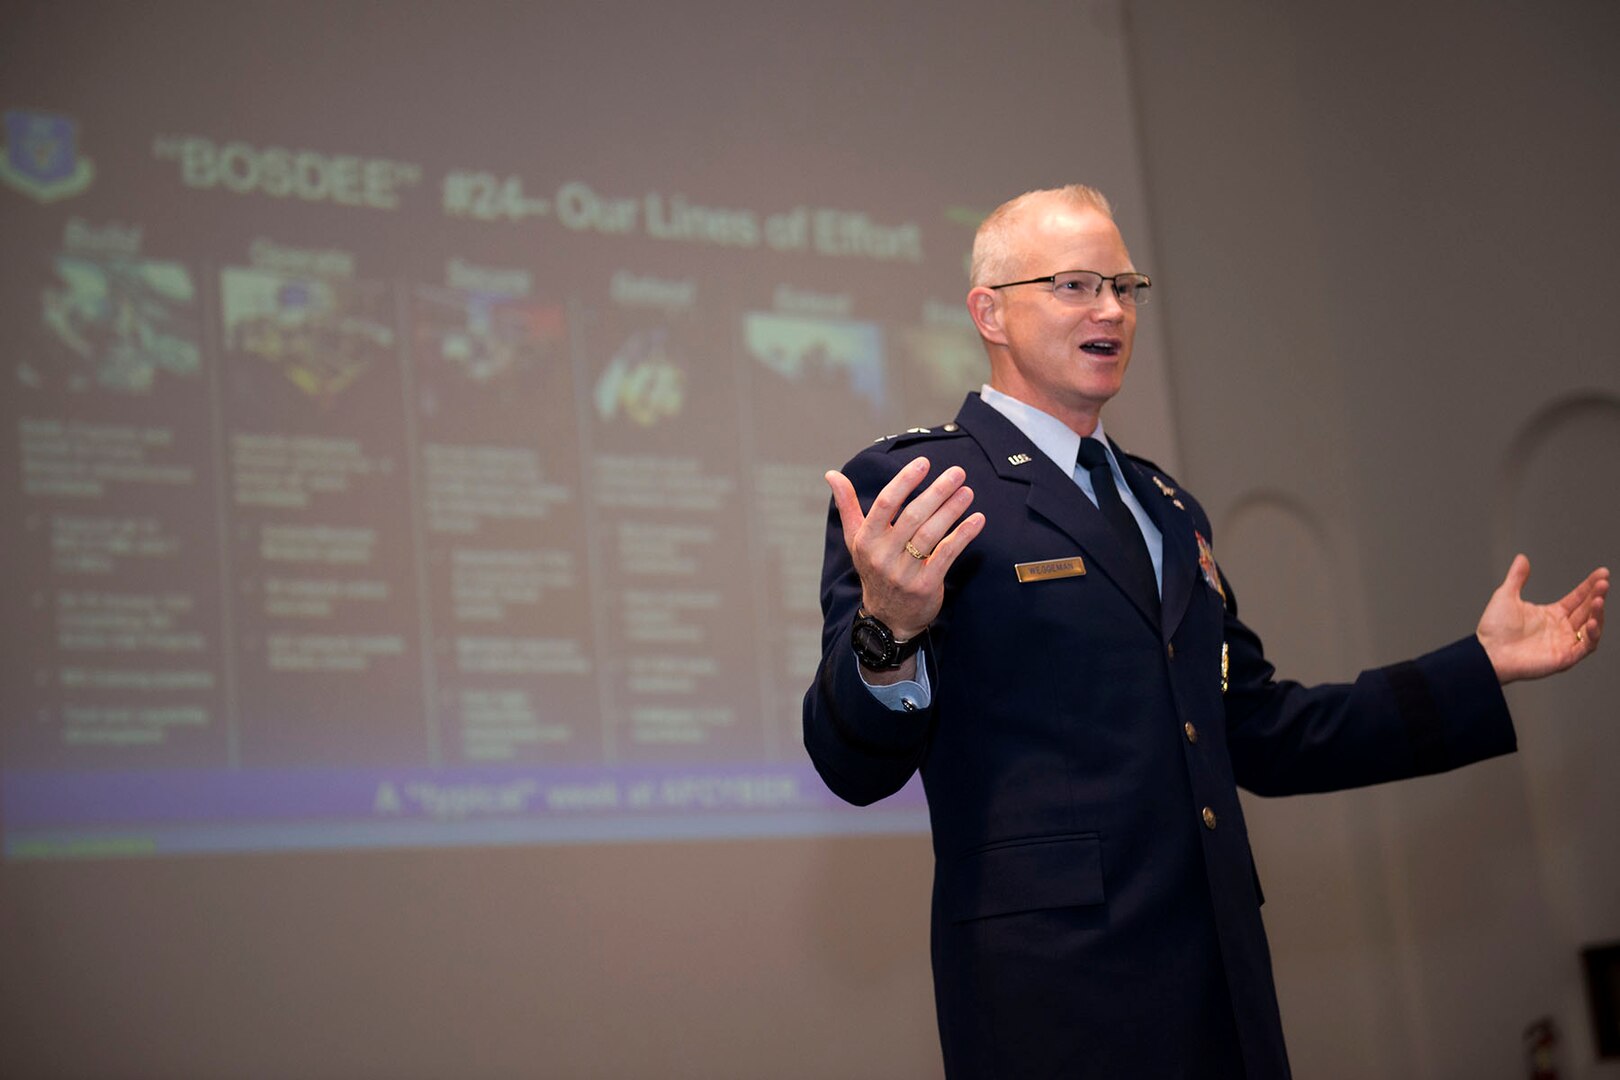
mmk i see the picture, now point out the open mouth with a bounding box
[1080,340,1121,357]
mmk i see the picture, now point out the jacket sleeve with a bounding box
[801,448,936,806]
[1219,568,1518,797]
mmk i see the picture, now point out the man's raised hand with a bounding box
[826,457,986,641]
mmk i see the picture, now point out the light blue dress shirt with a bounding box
[861,386,1164,712]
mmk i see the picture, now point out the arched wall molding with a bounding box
[1215,488,1349,665]
[1217,487,1419,1076]
[1490,390,1620,570]
[1482,389,1620,1069]
[1217,489,1335,561]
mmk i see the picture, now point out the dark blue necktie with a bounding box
[1077,437,1159,618]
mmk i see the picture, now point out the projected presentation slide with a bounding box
[0,3,1161,858]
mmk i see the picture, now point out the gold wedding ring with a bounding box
[1576,628,1586,644]
[904,540,927,560]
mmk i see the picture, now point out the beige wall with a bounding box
[1126,3,1620,1077]
[3,3,1617,1078]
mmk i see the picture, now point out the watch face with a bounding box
[852,618,897,667]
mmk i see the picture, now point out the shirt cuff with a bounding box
[858,650,932,712]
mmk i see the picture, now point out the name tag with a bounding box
[1014,556,1087,583]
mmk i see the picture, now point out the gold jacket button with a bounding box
[1202,807,1218,830]
[1184,722,1198,744]
[1167,642,1176,660]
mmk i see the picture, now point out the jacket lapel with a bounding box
[955,395,1161,633]
[1114,444,1197,641]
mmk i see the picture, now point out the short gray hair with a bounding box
[969,184,1114,287]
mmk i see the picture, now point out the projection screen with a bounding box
[0,0,1174,858]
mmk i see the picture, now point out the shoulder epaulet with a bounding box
[871,421,966,449]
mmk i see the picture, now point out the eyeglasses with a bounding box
[988,270,1152,307]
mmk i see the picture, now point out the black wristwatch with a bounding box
[851,609,924,671]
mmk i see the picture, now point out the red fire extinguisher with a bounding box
[1523,1017,1560,1080]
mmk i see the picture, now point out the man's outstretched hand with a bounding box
[1477,555,1609,684]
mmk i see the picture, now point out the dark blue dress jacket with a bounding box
[803,393,1516,1079]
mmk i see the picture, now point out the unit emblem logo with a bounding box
[0,109,96,203]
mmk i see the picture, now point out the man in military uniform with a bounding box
[802,184,1608,1078]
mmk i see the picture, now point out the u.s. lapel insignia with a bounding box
[1008,453,1032,466]
[1221,641,1229,694]
[1195,530,1226,602]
